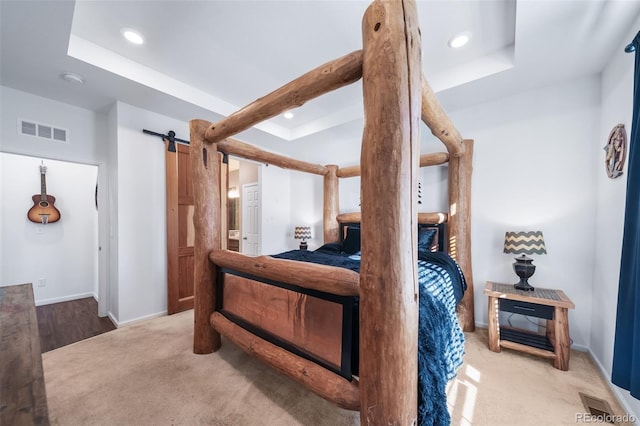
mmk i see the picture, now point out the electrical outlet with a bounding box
[37,278,46,287]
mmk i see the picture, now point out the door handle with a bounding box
[243,237,248,240]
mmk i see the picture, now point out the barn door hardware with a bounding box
[142,129,190,152]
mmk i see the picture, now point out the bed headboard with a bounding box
[339,222,446,253]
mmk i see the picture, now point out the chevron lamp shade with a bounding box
[294,226,312,250]
[294,226,312,240]
[503,231,547,255]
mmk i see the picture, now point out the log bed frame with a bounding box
[189,0,474,423]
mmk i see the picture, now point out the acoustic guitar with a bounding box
[27,164,61,224]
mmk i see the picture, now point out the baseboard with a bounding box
[107,310,167,328]
[107,311,119,329]
[571,343,589,352]
[35,292,95,307]
[588,349,640,426]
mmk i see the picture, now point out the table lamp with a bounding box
[294,226,312,250]
[503,231,547,291]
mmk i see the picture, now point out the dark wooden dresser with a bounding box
[0,283,50,425]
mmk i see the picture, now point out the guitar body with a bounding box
[28,194,61,224]
[27,164,61,224]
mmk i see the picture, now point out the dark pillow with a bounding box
[418,227,437,252]
[315,242,343,254]
[342,226,361,254]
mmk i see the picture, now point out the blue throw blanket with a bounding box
[273,247,466,425]
[416,253,466,426]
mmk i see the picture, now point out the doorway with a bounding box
[241,182,261,255]
[0,153,101,311]
[227,158,260,255]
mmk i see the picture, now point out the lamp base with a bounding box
[513,255,536,291]
[514,279,535,291]
[299,241,308,250]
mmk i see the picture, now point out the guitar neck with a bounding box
[40,172,48,201]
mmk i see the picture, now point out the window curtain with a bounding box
[612,30,640,399]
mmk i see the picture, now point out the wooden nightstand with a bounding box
[484,281,575,370]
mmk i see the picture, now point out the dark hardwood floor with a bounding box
[36,297,116,353]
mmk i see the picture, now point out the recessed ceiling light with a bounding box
[448,32,471,49]
[121,28,145,45]
[61,72,84,84]
[283,111,294,119]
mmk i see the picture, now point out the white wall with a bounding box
[0,153,98,305]
[288,172,323,250]
[0,86,106,164]
[106,103,119,320]
[449,75,600,348]
[260,165,292,254]
[592,20,640,420]
[112,101,189,324]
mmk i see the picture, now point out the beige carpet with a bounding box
[42,311,629,425]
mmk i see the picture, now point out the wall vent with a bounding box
[18,119,68,143]
[21,120,37,136]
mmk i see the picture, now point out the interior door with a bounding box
[166,142,195,314]
[241,182,260,255]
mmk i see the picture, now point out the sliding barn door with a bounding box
[167,143,228,314]
[166,142,195,314]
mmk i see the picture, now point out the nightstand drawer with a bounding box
[499,299,554,319]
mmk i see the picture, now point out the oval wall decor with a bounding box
[603,124,627,179]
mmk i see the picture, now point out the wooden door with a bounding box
[166,142,195,314]
[241,182,260,255]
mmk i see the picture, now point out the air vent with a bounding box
[18,119,68,143]
[579,393,616,424]
[38,124,52,139]
[21,120,36,136]
[53,128,66,141]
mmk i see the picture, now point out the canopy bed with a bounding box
[189,0,475,424]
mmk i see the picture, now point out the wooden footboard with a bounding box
[220,273,347,372]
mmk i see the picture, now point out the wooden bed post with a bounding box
[448,139,475,332]
[323,165,340,243]
[190,119,222,354]
[360,0,421,423]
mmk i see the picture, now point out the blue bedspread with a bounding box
[273,247,466,426]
